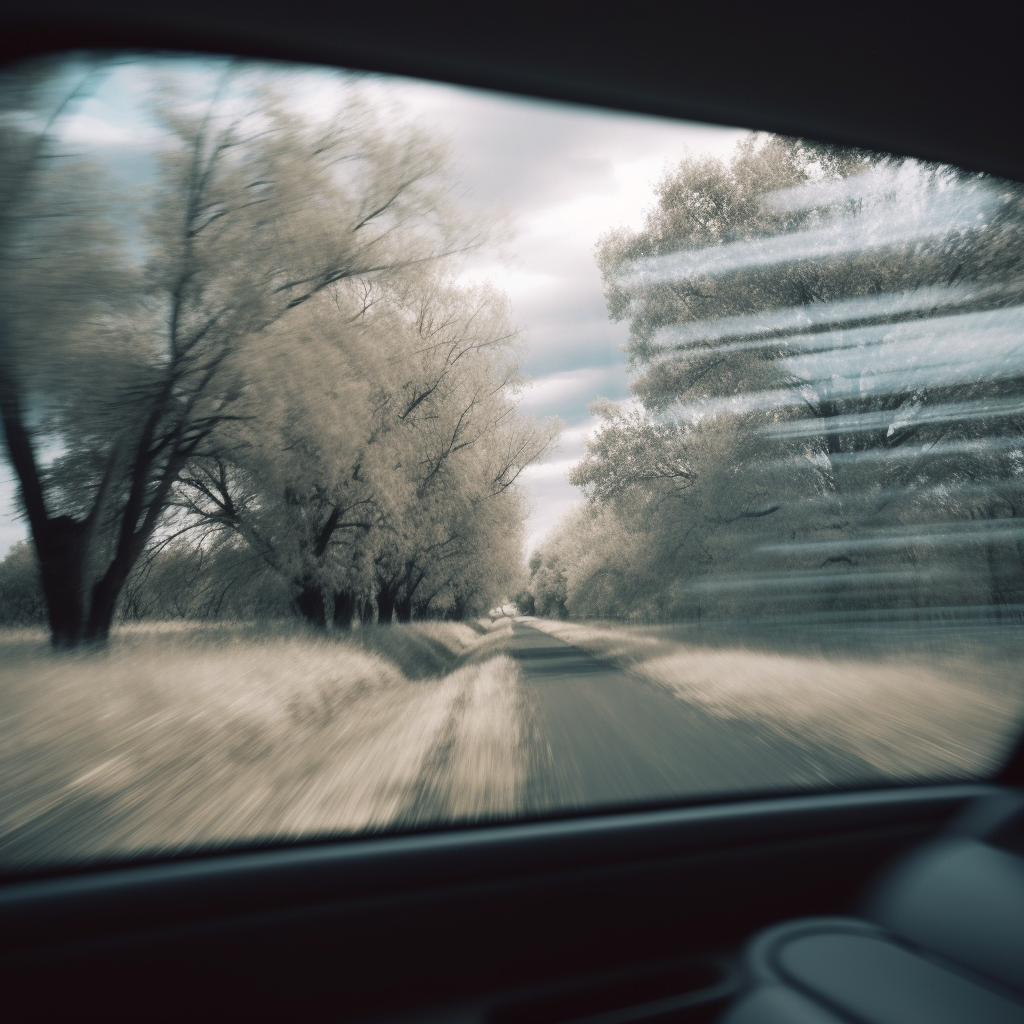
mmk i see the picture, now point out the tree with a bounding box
[527,521,574,619]
[550,133,1024,620]
[0,542,47,626]
[0,57,134,645]
[117,537,292,622]
[366,277,557,623]
[566,398,806,617]
[171,266,558,627]
[0,60,477,645]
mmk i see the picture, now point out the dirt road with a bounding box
[508,621,884,815]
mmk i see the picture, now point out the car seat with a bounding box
[719,790,1024,1023]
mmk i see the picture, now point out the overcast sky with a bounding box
[0,59,747,557]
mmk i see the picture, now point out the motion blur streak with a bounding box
[527,618,1022,779]
[2,614,1020,872]
[0,620,522,870]
[617,165,1000,287]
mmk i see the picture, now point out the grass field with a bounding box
[3,613,1022,873]
[0,619,521,871]
[526,617,1024,780]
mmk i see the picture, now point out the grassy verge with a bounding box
[524,617,1024,780]
[0,618,520,872]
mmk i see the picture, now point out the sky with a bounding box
[0,58,747,557]
[381,79,746,549]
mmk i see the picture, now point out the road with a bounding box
[508,621,883,814]
[0,619,914,869]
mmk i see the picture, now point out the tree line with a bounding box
[525,135,1024,621]
[0,57,558,645]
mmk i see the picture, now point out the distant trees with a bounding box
[0,542,47,625]
[0,58,556,644]
[532,134,1024,620]
[173,272,554,627]
[526,538,570,619]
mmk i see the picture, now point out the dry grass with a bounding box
[6,610,1018,871]
[0,619,521,871]
[525,617,1024,779]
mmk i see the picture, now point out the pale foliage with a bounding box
[173,268,556,622]
[0,58,557,642]
[535,133,1024,621]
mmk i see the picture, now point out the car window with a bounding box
[1,52,1022,874]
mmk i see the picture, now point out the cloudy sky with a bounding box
[0,59,747,557]
[387,79,745,550]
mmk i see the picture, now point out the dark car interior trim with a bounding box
[1,784,992,948]
[1,784,997,1020]
[2,3,1023,184]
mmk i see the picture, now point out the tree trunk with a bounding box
[2,375,95,647]
[397,568,423,624]
[83,553,139,644]
[295,582,327,627]
[1013,537,1024,606]
[332,590,355,631]
[37,516,90,648]
[376,585,396,624]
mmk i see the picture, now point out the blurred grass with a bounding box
[526,617,1024,780]
[0,618,521,872]
[6,611,1019,874]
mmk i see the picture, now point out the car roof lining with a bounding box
[2,4,1023,183]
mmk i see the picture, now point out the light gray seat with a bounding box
[721,792,1024,1024]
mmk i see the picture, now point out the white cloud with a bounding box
[519,368,622,412]
[520,457,578,483]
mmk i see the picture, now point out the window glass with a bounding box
[1,53,1022,872]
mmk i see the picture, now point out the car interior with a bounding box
[2,4,1023,1022]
